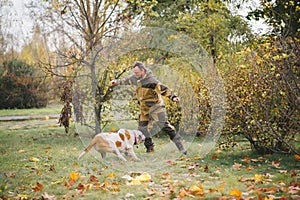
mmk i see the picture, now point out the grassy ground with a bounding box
[0,118,299,199]
[0,105,62,116]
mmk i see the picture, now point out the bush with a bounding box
[223,36,300,154]
[0,59,48,109]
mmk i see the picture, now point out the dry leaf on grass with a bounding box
[42,193,57,200]
[29,157,40,162]
[107,173,116,178]
[229,189,242,197]
[130,172,152,185]
[294,154,300,161]
[232,163,243,169]
[69,171,81,181]
[30,182,43,192]
[179,185,205,198]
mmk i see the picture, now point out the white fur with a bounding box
[78,129,145,162]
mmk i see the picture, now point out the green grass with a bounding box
[0,117,299,199]
[0,104,62,116]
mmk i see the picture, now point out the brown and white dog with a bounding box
[78,129,145,161]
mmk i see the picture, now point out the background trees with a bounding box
[127,0,299,154]
[0,59,48,109]
[0,0,10,63]
[26,0,136,133]
[248,0,300,37]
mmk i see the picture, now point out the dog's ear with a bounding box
[118,129,125,134]
[138,134,145,141]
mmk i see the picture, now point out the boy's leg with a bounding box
[150,105,187,155]
[138,120,154,153]
[163,121,187,155]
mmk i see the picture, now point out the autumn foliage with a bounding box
[58,78,73,133]
[223,36,300,154]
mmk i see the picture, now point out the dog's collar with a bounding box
[133,132,138,145]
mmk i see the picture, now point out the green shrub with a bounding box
[0,59,48,109]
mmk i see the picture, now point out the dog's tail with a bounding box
[78,137,98,160]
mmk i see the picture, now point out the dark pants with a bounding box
[138,105,178,141]
[139,105,186,153]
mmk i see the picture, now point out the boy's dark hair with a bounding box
[132,61,145,70]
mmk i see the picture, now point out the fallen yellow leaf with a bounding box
[17,194,29,200]
[29,157,40,162]
[51,180,62,185]
[229,189,242,197]
[107,173,116,178]
[254,174,263,182]
[263,197,274,200]
[36,170,42,175]
[134,172,151,182]
[189,184,205,197]
[194,156,203,160]
[294,154,300,161]
[69,171,80,181]
[218,182,225,192]
[189,185,203,193]
[130,179,141,185]
[129,172,151,185]
[110,127,117,131]
[179,187,190,198]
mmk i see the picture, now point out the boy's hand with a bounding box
[110,80,118,86]
[172,96,179,102]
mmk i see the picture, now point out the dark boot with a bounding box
[144,137,155,153]
[172,136,187,155]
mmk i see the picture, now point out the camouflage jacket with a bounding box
[118,68,177,109]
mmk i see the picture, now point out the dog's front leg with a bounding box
[113,149,127,162]
[127,149,139,161]
[101,152,106,159]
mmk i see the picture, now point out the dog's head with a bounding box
[118,129,145,145]
[132,130,145,145]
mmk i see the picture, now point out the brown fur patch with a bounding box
[115,141,122,147]
[119,133,125,141]
[125,130,131,140]
[94,135,113,152]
